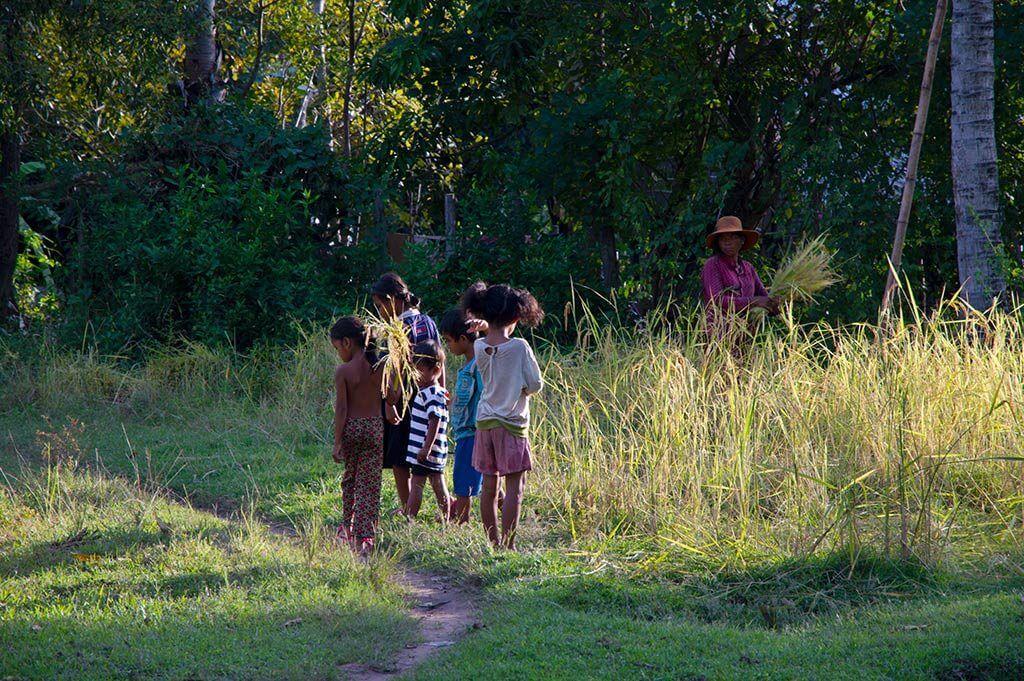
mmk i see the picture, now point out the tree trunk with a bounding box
[342,0,355,156]
[183,0,223,105]
[951,0,1005,310]
[594,223,619,290]
[0,6,23,319]
[0,128,19,318]
[444,192,457,259]
[295,0,328,130]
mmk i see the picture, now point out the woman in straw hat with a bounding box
[700,216,780,343]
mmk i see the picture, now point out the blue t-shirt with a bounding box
[451,357,483,441]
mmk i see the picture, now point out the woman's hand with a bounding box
[753,296,782,316]
[385,403,401,425]
[332,443,345,463]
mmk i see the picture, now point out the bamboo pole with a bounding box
[881,0,948,314]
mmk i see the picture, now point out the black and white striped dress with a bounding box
[405,384,449,472]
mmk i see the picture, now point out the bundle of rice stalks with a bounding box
[768,235,841,304]
[361,308,418,410]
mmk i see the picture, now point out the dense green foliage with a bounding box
[5,1,1024,347]
[62,106,375,349]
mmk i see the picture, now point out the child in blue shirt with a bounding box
[440,308,484,524]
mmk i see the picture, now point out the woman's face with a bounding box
[717,233,744,258]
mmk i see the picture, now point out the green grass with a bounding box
[0,446,416,680]
[384,522,1024,679]
[411,587,1024,680]
[3,304,1024,679]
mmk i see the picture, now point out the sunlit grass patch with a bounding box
[0,455,415,681]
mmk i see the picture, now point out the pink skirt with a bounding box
[472,426,532,476]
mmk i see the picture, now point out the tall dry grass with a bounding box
[532,300,1024,566]
[4,298,1022,567]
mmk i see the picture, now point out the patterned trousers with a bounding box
[341,417,384,540]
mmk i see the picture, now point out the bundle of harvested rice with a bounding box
[362,309,418,407]
[768,235,841,304]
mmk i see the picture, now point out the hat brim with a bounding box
[706,230,759,251]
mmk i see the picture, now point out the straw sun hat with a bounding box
[705,215,759,251]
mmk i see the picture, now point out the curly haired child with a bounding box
[461,282,545,549]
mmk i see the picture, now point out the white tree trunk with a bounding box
[295,0,328,130]
[183,0,224,104]
[951,0,1005,309]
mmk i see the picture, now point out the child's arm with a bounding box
[522,343,543,396]
[333,365,348,463]
[385,373,402,425]
[416,415,440,463]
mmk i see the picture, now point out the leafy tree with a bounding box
[0,1,184,320]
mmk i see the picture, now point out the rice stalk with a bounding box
[360,308,418,411]
[768,235,841,303]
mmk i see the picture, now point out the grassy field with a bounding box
[3,307,1024,679]
[0,453,416,680]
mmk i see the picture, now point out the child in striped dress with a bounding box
[403,340,452,521]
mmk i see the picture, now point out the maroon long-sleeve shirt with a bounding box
[701,254,768,333]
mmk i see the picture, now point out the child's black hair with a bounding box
[370,272,421,308]
[329,316,380,366]
[438,307,481,342]
[412,339,445,370]
[460,282,545,328]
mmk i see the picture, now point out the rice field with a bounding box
[4,299,1022,571]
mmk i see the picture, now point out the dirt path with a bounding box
[202,502,478,680]
[339,569,478,680]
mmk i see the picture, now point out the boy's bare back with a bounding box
[337,359,383,419]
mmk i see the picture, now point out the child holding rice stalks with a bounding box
[369,273,442,513]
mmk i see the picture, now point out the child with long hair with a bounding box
[461,283,545,549]
[369,273,441,512]
[403,340,452,520]
[329,316,384,556]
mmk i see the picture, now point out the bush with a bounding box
[60,105,377,351]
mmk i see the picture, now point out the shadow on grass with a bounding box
[1,600,412,681]
[0,526,174,578]
[522,550,1024,630]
